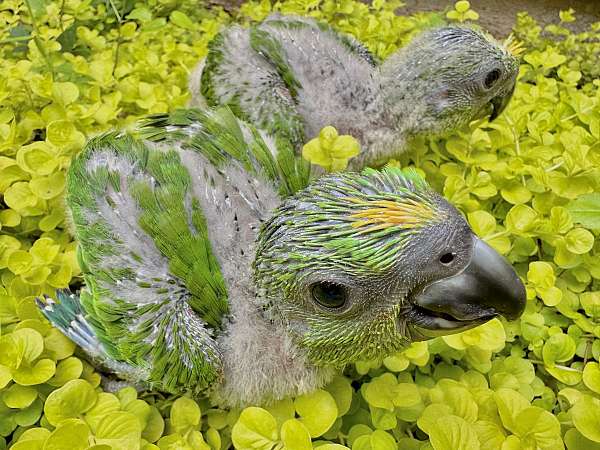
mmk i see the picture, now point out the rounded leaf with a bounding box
[506,205,538,235]
[12,359,56,385]
[142,406,165,444]
[11,328,44,364]
[543,333,576,366]
[418,404,453,434]
[0,365,11,389]
[14,398,43,427]
[324,376,353,417]
[95,411,142,449]
[545,365,582,385]
[52,81,79,106]
[48,357,83,386]
[362,373,397,411]
[295,389,338,437]
[4,182,37,210]
[583,362,600,394]
[14,427,51,445]
[1,384,37,409]
[231,407,278,450]
[46,120,85,149]
[170,11,194,30]
[501,182,532,205]
[571,398,600,442]
[455,1,470,13]
[44,419,91,450]
[44,379,98,425]
[527,261,555,289]
[565,228,594,254]
[170,396,201,433]
[7,251,33,276]
[494,388,529,433]
[29,172,65,200]
[468,210,496,237]
[85,392,121,433]
[512,406,562,448]
[16,142,58,176]
[394,383,421,409]
[281,419,311,450]
[564,428,600,450]
[330,135,360,159]
[427,415,479,450]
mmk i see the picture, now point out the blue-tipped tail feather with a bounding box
[36,289,103,357]
[37,289,150,386]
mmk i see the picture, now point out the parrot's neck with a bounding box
[212,293,336,407]
[377,57,435,137]
[342,64,429,170]
[349,127,407,170]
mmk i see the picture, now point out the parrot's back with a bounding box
[38,108,310,395]
[200,15,383,148]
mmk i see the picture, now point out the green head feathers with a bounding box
[254,167,468,365]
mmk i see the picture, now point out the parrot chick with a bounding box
[38,108,525,407]
[194,15,519,169]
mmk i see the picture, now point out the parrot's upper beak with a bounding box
[488,83,515,121]
[409,236,526,337]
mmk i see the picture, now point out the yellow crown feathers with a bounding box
[503,34,525,57]
[349,198,440,233]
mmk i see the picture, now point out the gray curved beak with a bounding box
[411,236,526,333]
[489,84,515,121]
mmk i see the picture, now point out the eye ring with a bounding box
[311,282,347,309]
[484,69,502,89]
[439,252,455,265]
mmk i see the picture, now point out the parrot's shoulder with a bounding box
[199,24,307,148]
[139,107,311,197]
[200,28,228,109]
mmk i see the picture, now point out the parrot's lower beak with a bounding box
[488,84,515,121]
[408,236,526,337]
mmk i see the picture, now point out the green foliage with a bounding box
[302,126,361,172]
[445,1,479,23]
[513,9,600,84]
[1,0,599,449]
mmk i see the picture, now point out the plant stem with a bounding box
[485,230,509,241]
[108,0,124,76]
[24,0,55,77]
[528,359,583,373]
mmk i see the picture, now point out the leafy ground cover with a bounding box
[0,0,599,449]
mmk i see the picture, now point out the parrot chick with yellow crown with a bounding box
[38,108,526,407]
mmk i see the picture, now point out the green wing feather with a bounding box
[66,132,228,394]
[200,26,306,149]
[249,27,302,99]
[247,27,306,147]
[41,107,309,394]
[138,107,311,197]
[201,32,230,112]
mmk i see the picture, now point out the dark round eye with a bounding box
[484,69,501,89]
[439,252,455,264]
[311,282,347,309]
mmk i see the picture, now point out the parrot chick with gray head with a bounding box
[37,108,525,407]
[193,15,519,169]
